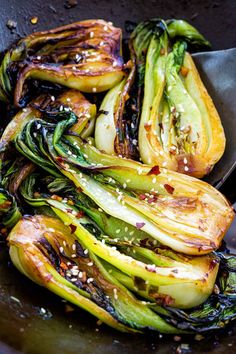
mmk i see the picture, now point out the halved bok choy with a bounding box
[13,111,234,255]
[133,19,225,177]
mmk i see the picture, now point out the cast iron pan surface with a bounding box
[0,1,236,353]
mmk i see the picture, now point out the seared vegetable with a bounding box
[1,18,235,335]
[14,112,233,255]
[8,203,236,332]
[9,214,181,333]
[17,175,219,309]
[0,188,21,231]
[0,19,125,106]
[134,19,225,177]
[96,19,225,177]
[95,63,138,158]
[155,252,236,332]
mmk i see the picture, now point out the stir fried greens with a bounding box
[0,18,235,334]
[0,19,125,106]
[95,19,225,178]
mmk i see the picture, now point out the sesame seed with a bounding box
[113,288,118,300]
[100,41,104,46]
[137,167,143,175]
[40,307,46,314]
[63,241,67,247]
[71,278,77,282]
[126,179,131,183]
[104,25,108,31]
[132,139,138,146]
[59,246,64,253]
[162,162,167,167]
[116,229,121,234]
[152,177,157,184]
[59,105,64,111]
[72,244,76,251]
[68,150,72,155]
[112,60,118,67]
[78,271,83,278]
[85,113,91,118]
[131,123,135,129]
[123,183,127,189]
[183,157,188,164]
[92,87,97,92]
[90,31,94,38]
[71,254,77,258]
[10,296,20,303]
[87,262,93,266]
[84,249,88,255]
[72,66,77,70]
[87,278,94,283]
[129,231,134,236]
[184,166,189,171]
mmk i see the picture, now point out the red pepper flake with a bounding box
[147,196,157,204]
[60,262,68,270]
[0,228,8,236]
[164,295,175,306]
[160,47,165,55]
[69,224,77,234]
[45,274,53,282]
[56,156,64,163]
[0,200,12,209]
[76,211,84,219]
[147,165,160,175]
[164,184,175,194]
[33,192,41,198]
[136,222,145,229]
[51,194,63,201]
[139,194,146,201]
[144,123,151,131]
[180,66,189,77]
[65,304,75,313]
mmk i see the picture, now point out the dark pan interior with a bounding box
[0,1,236,353]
